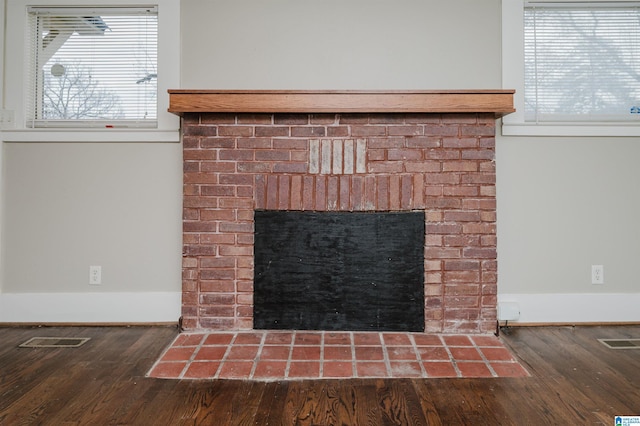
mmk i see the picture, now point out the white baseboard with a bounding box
[498,293,640,324]
[4,291,636,325]
[0,292,181,323]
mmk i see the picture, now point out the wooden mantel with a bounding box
[168,90,515,117]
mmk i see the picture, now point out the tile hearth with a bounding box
[148,331,529,380]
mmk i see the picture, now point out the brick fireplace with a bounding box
[170,90,514,334]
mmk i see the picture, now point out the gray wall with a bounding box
[180,0,502,90]
[2,0,637,322]
[497,137,640,294]
[2,142,182,294]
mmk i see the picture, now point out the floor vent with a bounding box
[598,339,640,349]
[19,337,90,348]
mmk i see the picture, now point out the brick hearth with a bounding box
[179,105,503,333]
[148,330,530,380]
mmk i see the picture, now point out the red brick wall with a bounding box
[182,112,497,333]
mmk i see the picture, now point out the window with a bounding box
[26,6,158,128]
[525,3,640,122]
[502,0,640,136]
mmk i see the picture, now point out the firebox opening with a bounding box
[254,211,425,332]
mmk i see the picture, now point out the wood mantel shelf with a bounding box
[168,90,515,117]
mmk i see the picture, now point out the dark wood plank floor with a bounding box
[1,325,639,425]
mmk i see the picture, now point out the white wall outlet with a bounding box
[591,265,604,285]
[89,266,102,285]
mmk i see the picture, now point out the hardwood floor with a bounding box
[1,325,639,425]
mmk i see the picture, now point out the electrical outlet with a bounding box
[591,265,604,285]
[89,266,102,285]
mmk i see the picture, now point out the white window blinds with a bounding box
[525,3,640,123]
[26,6,158,128]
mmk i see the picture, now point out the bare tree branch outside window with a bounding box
[43,62,124,120]
[28,8,157,127]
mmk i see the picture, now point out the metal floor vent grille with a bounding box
[19,337,90,348]
[598,338,640,350]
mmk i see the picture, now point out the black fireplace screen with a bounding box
[253,211,425,332]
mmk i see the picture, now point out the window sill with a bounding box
[501,122,640,137]
[0,129,180,143]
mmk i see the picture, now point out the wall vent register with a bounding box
[19,337,91,348]
[598,339,640,350]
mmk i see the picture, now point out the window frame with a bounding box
[502,0,640,137]
[2,0,179,142]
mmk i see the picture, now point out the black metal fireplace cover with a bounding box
[254,210,425,332]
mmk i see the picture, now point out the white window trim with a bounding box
[2,0,179,143]
[502,0,640,137]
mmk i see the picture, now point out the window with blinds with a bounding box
[525,3,640,123]
[26,6,158,128]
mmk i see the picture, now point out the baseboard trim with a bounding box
[0,322,178,328]
[499,321,640,328]
[0,292,181,323]
[498,293,640,324]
